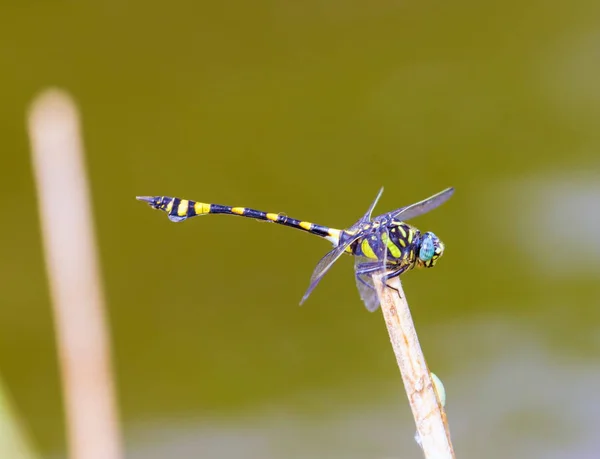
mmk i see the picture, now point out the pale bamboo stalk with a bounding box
[374,274,455,459]
[27,89,122,459]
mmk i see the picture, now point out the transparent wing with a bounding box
[354,257,379,312]
[299,239,357,305]
[354,256,383,312]
[353,227,389,312]
[388,187,454,221]
[359,187,384,224]
[347,187,384,231]
[298,187,384,305]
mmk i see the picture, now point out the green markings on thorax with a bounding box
[355,221,419,262]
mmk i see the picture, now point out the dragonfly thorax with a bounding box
[347,221,418,263]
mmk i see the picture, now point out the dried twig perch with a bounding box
[374,274,455,459]
[28,89,123,459]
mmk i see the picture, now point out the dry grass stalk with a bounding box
[374,274,455,459]
[28,89,123,459]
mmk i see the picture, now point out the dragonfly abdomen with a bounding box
[136,196,341,244]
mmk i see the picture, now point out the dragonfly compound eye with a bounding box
[418,232,444,268]
[418,233,436,262]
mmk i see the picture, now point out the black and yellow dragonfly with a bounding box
[137,187,453,312]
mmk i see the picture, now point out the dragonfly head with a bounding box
[416,231,445,268]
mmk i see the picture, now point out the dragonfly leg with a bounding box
[380,264,411,299]
[355,262,409,283]
[355,262,384,275]
[355,262,385,291]
[355,272,374,291]
[355,261,412,301]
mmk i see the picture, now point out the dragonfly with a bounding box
[137,187,454,312]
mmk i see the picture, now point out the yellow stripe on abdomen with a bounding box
[177,199,189,217]
[194,202,211,215]
[299,221,312,231]
[231,207,245,215]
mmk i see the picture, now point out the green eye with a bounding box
[419,234,435,261]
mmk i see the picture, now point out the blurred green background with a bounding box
[2,0,600,457]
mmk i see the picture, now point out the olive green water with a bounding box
[1,1,600,457]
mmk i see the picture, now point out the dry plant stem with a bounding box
[374,274,455,459]
[28,89,123,459]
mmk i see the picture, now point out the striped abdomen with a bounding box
[136,196,341,245]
